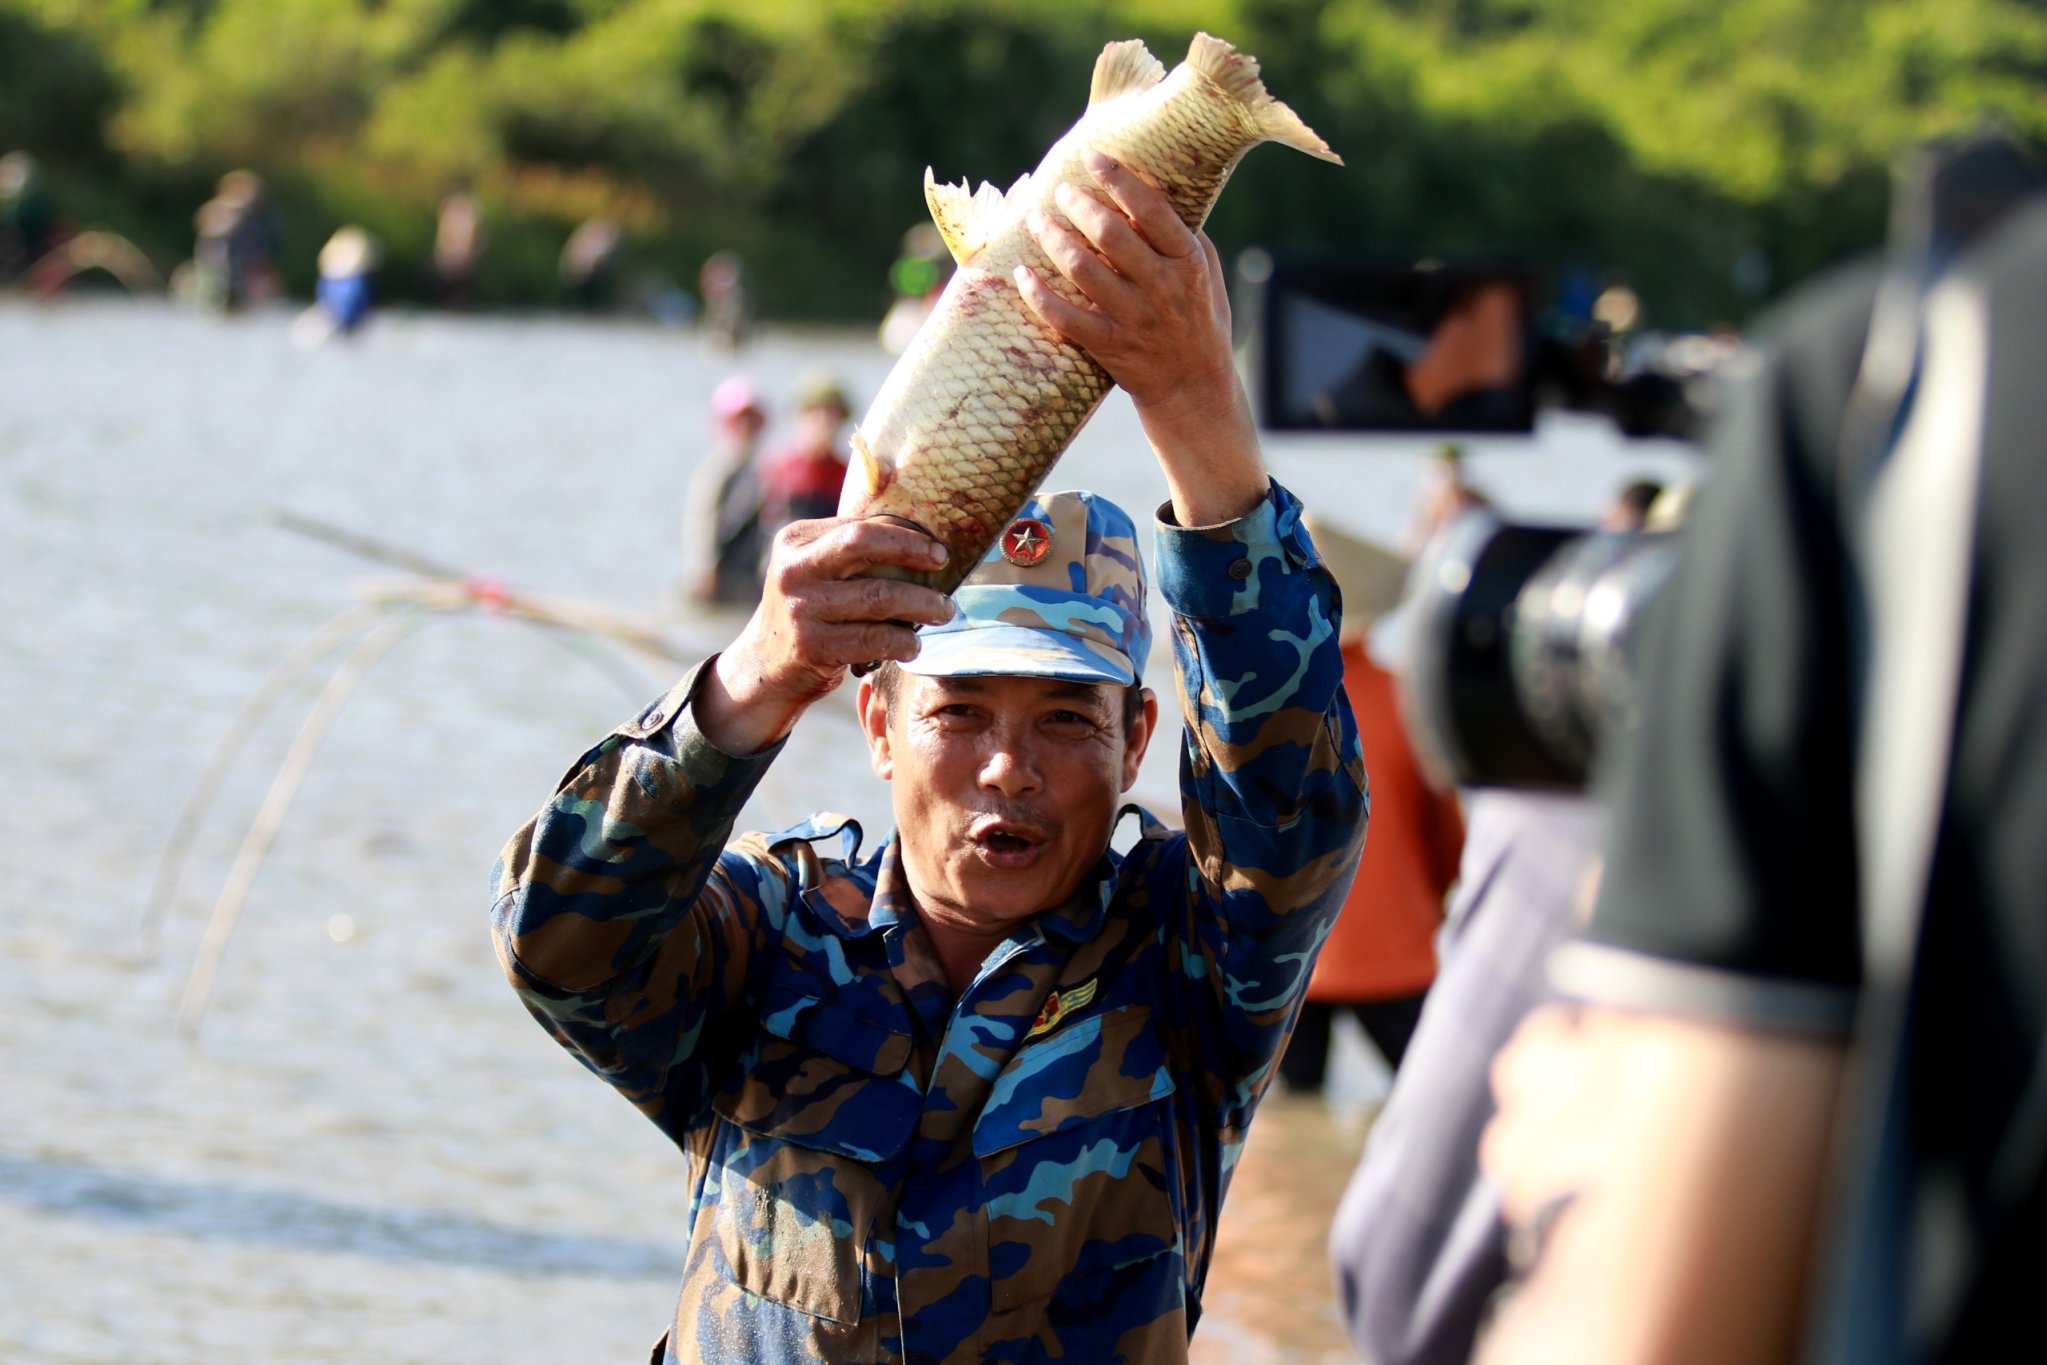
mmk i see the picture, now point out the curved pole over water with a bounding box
[137,601,387,960]
[177,612,424,1041]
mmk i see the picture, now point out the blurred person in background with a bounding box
[681,375,768,608]
[560,217,623,311]
[759,372,854,540]
[1399,442,1492,556]
[1479,152,2047,1365]
[1279,517,1464,1093]
[698,249,755,349]
[0,150,55,282]
[314,225,378,335]
[191,169,282,312]
[429,189,486,310]
[879,222,954,355]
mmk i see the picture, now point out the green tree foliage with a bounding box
[0,6,119,164]
[2,0,2041,321]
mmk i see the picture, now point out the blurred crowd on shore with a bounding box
[0,155,751,347]
[2,152,964,363]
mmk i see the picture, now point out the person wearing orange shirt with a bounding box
[1280,521,1464,1091]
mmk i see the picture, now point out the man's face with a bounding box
[859,672,1155,932]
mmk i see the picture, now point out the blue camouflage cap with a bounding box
[904,489,1151,686]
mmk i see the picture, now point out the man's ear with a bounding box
[1121,687,1159,792]
[857,676,895,780]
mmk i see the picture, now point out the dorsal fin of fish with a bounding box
[923,169,1012,264]
[1186,31,1345,165]
[1088,38,1166,107]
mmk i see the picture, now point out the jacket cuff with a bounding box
[596,657,786,780]
[1153,478,1322,619]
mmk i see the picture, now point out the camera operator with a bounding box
[1478,148,2047,1365]
[1330,785,1603,1365]
[1326,475,1679,1365]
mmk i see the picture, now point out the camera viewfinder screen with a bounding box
[1256,263,1535,434]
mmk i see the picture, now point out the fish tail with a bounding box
[1187,31,1344,165]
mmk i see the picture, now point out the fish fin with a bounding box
[974,179,1009,220]
[841,427,891,513]
[1088,38,1165,107]
[923,169,1011,263]
[923,170,974,262]
[1186,31,1343,165]
[1185,33,1263,102]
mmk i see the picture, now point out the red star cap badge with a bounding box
[1000,517,1053,567]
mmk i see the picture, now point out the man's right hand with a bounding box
[694,517,952,755]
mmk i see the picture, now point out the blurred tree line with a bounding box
[4,0,2043,325]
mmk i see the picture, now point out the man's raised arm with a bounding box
[1016,149,1268,526]
[1020,151,1368,1078]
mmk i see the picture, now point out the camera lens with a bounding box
[1402,515,1678,790]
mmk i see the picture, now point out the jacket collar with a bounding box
[788,803,1172,947]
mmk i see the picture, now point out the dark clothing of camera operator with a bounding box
[1479,190,2047,1362]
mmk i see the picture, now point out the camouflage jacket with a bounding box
[492,481,1367,1363]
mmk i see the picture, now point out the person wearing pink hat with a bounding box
[682,376,769,606]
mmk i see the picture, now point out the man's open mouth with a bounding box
[970,819,1047,862]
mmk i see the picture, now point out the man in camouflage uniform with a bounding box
[492,157,1367,1362]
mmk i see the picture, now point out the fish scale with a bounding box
[840,32,1340,592]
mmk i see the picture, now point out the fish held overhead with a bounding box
[838,32,1341,592]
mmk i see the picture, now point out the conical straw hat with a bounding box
[1302,513,1411,643]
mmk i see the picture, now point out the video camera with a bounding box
[1238,251,1716,443]
[1236,250,1710,790]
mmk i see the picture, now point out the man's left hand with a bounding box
[1016,150,1266,527]
[1480,1004,1610,1229]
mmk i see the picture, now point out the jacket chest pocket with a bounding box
[971,1003,1183,1312]
[705,958,921,1324]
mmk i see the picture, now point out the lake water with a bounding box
[0,297,1692,1363]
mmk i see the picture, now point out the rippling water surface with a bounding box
[0,297,1689,1363]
